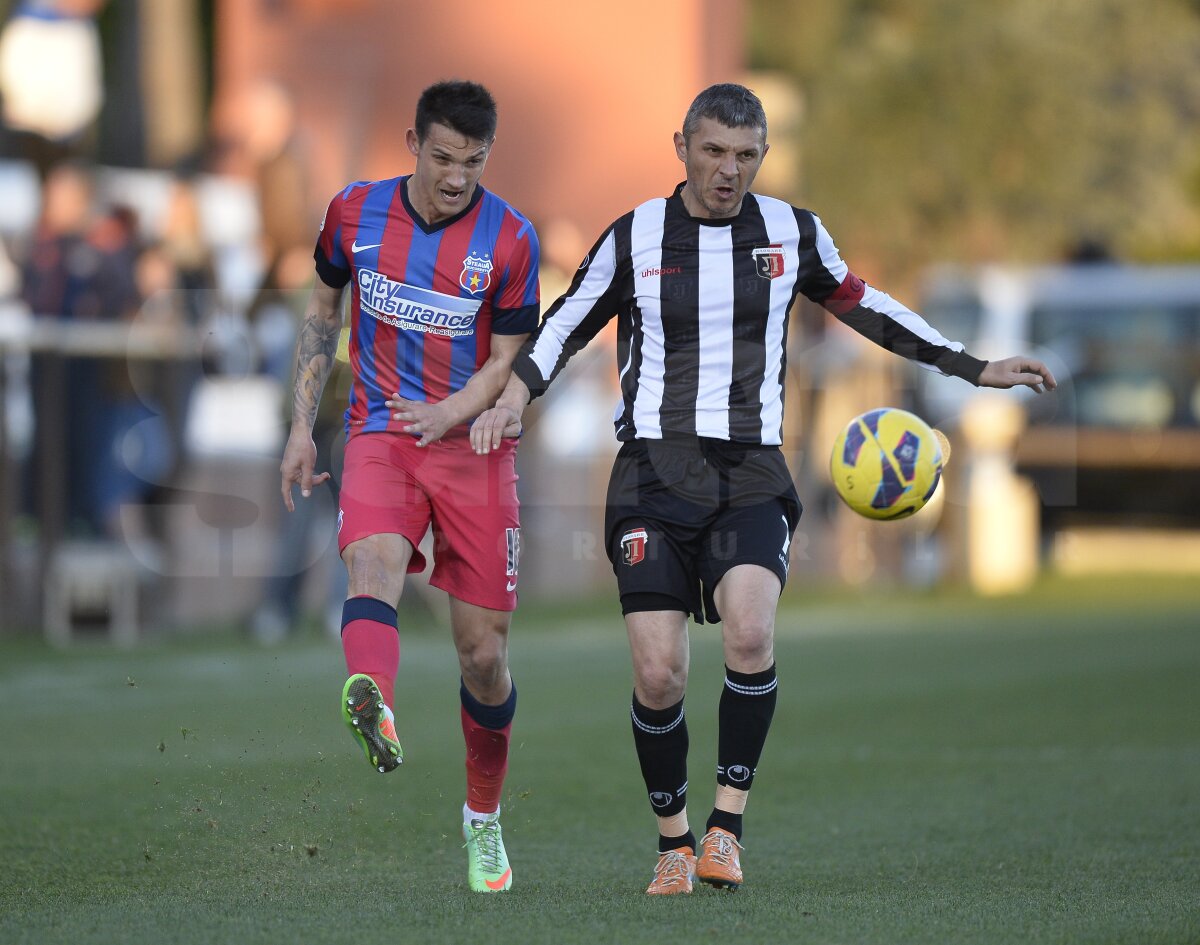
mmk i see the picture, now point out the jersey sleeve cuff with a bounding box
[512,353,549,401]
[491,302,540,335]
[314,247,351,289]
[942,350,988,385]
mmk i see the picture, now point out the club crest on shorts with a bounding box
[459,251,493,295]
[752,243,785,280]
[621,527,649,566]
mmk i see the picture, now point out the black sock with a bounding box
[706,809,743,841]
[630,693,689,818]
[658,829,697,854]
[716,664,778,791]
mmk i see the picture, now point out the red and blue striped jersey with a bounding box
[314,176,540,438]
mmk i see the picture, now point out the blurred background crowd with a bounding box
[0,0,1198,644]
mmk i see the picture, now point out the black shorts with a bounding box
[604,437,802,625]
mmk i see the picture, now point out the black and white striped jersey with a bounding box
[511,184,985,446]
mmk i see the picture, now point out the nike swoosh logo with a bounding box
[485,868,512,890]
[354,699,370,711]
[506,581,518,592]
[351,240,383,253]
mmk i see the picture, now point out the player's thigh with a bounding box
[426,438,521,612]
[340,532,415,605]
[338,432,434,571]
[605,442,707,622]
[698,495,799,622]
[702,495,799,590]
[608,515,701,624]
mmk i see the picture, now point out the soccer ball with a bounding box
[829,408,946,520]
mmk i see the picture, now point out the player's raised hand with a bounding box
[470,405,522,455]
[280,430,331,511]
[387,394,454,447]
[978,356,1058,394]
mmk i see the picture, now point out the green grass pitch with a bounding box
[1,576,1197,944]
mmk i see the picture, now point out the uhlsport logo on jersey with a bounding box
[640,265,682,278]
[459,251,493,295]
[752,243,785,280]
[621,527,649,566]
[357,269,481,337]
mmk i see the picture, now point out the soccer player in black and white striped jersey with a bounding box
[471,83,1056,894]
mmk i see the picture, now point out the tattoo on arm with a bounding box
[291,312,340,429]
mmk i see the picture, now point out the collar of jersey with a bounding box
[669,181,753,226]
[400,175,486,234]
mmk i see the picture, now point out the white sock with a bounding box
[464,803,500,825]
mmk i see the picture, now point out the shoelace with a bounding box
[653,849,692,887]
[464,821,503,873]
[703,831,742,867]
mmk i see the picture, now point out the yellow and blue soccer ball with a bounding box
[829,408,946,520]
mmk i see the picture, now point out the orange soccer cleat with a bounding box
[646,846,696,895]
[696,827,743,890]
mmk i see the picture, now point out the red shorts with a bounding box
[338,432,521,611]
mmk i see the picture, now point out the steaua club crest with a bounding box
[459,251,494,295]
[751,243,785,280]
[621,527,649,566]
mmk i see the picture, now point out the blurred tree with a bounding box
[750,0,1200,278]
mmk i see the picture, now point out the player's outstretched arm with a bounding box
[280,279,343,510]
[977,356,1057,394]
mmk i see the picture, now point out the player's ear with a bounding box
[405,128,420,158]
[673,131,687,163]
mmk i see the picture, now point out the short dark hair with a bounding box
[415,80,498,143]
[682,83,768,141]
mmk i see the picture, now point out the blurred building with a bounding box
[210,0,745,240]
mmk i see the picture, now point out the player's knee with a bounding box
[458,638,507,691]
[722,617,774,668]
[634,663,687,707]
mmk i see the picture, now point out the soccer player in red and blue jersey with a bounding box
[279,80,539,893]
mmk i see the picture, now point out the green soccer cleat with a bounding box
[462,815,512,893]
[341,674,402,773]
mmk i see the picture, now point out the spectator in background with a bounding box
[21,161,171,539]
[159,167,219,328]
[240,78,314,376]
[233,79,350,643]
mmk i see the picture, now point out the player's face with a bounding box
[406,122,492,224]
[674,117,767,219]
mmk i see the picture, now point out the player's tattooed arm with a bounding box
[290,280,346,431]
[279,279,343,511]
